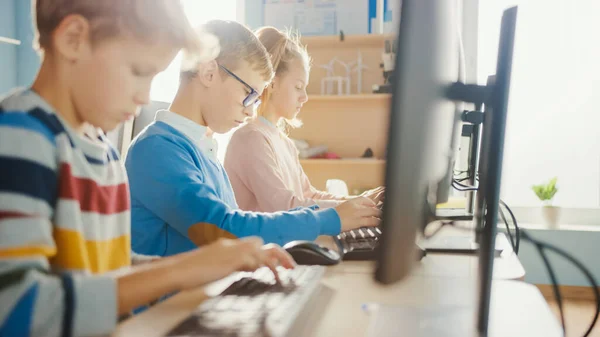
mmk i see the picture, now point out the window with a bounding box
[478,0,600,208]
[149,0,238,162]
[150,0,238,103]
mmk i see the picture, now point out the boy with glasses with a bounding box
[125,20,381,256]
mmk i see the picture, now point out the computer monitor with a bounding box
[376,0,518,335]
[375,0,460,284]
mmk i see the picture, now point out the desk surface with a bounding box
[115,228,538,336]
[114,266,557,337]
[319,226,525,280]
[311,272,561,337]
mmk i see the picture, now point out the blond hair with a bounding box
[181,20,274,83]
[255,26,311,132]
[34,0,200,52]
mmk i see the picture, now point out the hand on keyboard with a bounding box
[360,186,386,204]
[167,266,325,337]
[172,237,296,291]
[334,196,382,232]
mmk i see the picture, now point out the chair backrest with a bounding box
[132,101,170,140]
[105,100,170,158]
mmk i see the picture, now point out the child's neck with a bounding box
[169,85,207,127]
[31,57,85,132]
[261,104,281,127]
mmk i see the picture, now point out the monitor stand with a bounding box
[435,208,474,221]
[420,233,507,257]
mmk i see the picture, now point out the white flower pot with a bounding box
[541,206,560,229]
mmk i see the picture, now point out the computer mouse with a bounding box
[283,240,341,266]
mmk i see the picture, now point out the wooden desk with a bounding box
[115,228,546,337]
[312,272,561,337]
[114,267,558,337]
[320,226,525,280]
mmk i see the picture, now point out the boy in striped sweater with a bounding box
[0,1,294,336]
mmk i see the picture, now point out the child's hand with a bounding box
[360,186,385,204]
[173,237,296,291]
[334,197,382,232]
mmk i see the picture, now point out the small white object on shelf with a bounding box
[319,57,351,95]
[321,77,350,96]
[349,51,369,94]
[0,36,21,45]
[326,179,349,196]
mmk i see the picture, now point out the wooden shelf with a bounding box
[300,159,385,165]
[0,36,21,45]
[309,94,391,102]
[301,34,394,48]
[295,34,393,191]
[300,158,386,192]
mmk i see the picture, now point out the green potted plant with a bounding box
[531,177,560,228]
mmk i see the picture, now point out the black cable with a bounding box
[521,230,600,337]
[499,200,520,255]
[468,198,596,336]
[537,241,566,335]
[539,241,600,337]
[498,206,516,254]
[445,197,598,335]
[452,180,478,191]
[453,179,477,189]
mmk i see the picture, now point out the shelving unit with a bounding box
[299,159,385,165]
[301,34,393,48]
[308,93,391,102]
[0,36,21,45]
[291,34,394,192]
[299,159,386,195]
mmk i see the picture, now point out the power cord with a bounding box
[498,206,516,254]
[451,179,478,191]
[499,199,520,254]
[450,179,521,255]
[448,176,597,334]
[520,230,600,337]
[500,202,600,337]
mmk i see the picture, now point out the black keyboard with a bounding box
[335,227,382,260]
[335,227,426,261]
[167,266,325,337]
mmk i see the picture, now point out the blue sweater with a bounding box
[125,120,341,256]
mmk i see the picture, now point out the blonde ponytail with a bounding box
[255,26,311,133]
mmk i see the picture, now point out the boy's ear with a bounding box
[197,60,219,88]
[52,14,92,62]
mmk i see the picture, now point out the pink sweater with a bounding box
[225,118,345,212]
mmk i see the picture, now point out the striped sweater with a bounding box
[0,89,130,336]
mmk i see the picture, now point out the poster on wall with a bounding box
[263,0,369,36]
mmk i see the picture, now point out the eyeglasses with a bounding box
[218,64,262,108]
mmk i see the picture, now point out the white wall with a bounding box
[479,0,600,208]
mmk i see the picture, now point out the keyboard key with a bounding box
[358,229,366,239]
[213,296,236,311]
[167,266,325,337]
[265,293,284,310]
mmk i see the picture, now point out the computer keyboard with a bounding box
[335,226,382,260]
[336,227,427,261]
[167,265,326,337]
